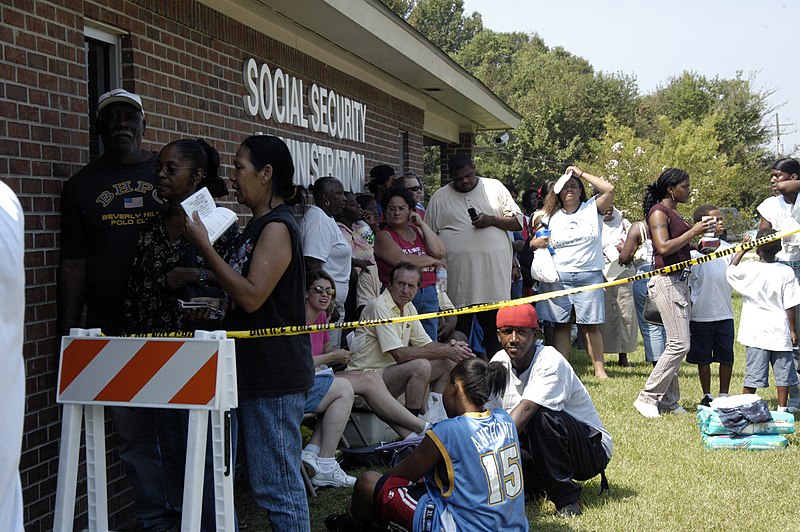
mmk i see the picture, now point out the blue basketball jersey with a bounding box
[413,408,529,532]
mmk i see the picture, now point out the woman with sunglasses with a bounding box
[305,270,428,443]
[374,185,446,341]
[123,138,239,531]
[396,171,426,219]
[529,166,614,379]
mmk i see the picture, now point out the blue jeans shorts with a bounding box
[304,367,334,414]
[686,319,734,365]
[744,347,800,388]
[537,270,605,325]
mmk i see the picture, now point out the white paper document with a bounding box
[181,187,237,244]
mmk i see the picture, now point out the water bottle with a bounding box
[535,224,555,255]
[435,265,448,295]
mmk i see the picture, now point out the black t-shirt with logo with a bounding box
[60,154,164,334]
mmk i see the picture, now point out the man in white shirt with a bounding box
[490,304,612,517]
[348,262,473,415]
[0,180,25,531]
[425,154,523,357]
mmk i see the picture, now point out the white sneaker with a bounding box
[301,450,319,476]
[667,406,687,415]
[311,463,356,488]
[633,399,660,418]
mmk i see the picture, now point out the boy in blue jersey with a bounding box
[326,358,529,531]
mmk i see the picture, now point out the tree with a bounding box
[407,0,483,56]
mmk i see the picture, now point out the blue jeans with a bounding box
[412,284,439,342]
[632,263,666,363]
[238,393,309,531]
[109,406,176,530]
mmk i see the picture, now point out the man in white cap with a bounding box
[58,89,173,531]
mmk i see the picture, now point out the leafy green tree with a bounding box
[381,0,415,18]
[407,0,483,56]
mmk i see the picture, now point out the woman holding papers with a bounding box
[123,138,239,531]
[184,135,314,530]
[528,166,615,379]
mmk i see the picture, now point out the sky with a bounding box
[462,0,799,154]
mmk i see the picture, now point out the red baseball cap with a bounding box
[496,304,538,329]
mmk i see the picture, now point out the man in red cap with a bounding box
[489,304,612,517]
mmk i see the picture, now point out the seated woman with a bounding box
[305,270,428,441]
[326,358,528,532]
[374,186,446,341]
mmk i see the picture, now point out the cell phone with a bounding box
[468,207,479,221]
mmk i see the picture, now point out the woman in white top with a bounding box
[302,176,352,348]
[530,166,615,379]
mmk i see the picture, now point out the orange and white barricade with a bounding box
[53,328,237,532]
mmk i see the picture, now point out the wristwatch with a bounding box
[198,267,207,287]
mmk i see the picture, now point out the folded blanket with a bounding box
[711,396,772,436]
[702,434,788,451]
[697,407,795,436]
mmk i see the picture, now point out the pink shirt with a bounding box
[309,311,329,357]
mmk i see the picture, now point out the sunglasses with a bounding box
[155,163,195,176]
[405,185,422,192]
[309,285,336,296]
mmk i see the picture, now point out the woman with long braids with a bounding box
[633,168,713,418]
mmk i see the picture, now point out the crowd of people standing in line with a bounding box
[53,88,800,531]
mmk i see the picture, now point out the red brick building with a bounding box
[0,0,519,529]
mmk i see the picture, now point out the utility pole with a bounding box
[776,113,795,156]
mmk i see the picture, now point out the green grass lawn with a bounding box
[236,293,800,531]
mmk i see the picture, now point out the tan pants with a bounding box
[636,274,691,411]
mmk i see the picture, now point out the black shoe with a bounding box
[699,395,713,407]
[556,501,581,517]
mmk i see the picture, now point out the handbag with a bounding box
[530,247,559,283]
[643,294,662,325]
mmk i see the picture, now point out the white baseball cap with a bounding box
[97,88,144,116]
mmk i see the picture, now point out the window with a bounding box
[84,24,123,159]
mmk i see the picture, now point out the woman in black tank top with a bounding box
[633,168,711,418]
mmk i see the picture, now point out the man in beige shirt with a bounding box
[425,153,523,357]
[348,262,473,415]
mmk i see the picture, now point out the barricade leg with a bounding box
[182,410,208,532]
[211,409,235,531]
[53,404,83,532]
[84,405,109,532]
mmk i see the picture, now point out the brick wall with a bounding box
[0,1,425,529]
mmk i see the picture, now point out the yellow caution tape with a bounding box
[128,226,800,339]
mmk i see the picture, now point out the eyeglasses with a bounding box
[496,327,535,336]
[309,285,336,296]
[155,163,195,176]
[405,185,422,192]
[561,184,581,190]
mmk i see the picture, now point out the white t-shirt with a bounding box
[689,241,734,321]
[727,261,800,351]
[547,196,605,272]
[0,181,25,531]
[757,195,800,261]
[301,205,352,302]
[490,342,612,458]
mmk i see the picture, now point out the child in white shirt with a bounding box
[687,205,734,407]
[727,228,800,411]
